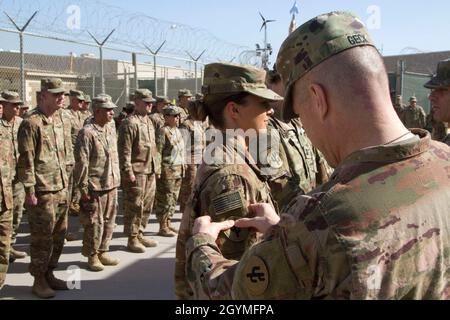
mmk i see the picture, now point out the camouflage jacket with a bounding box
[402,105,427,129]
[186,129,450,300]
[0,117,22,180]
[59,109,75,166]
[17,108,68,194]
[179,118,206,165]
[261,117,331,210]
[66,108,89,147]
[149,112,165,131]
[0,122,14,211]
[175,135,276,299]
[156,126,185,179]
[73,122,120,196]
[118,114,160,177]
[179,106,189,124]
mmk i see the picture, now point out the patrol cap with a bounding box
[178,89,192,97]
[92,94,117,109]
[201,62,283,102]
[195,93,204,100]
[424,59,450,89]
[84,94,91,103]
[0,92,5,103]
[409,96,417,102]
[1,91,24,105]
[276,11,376,121]
[156,96,171,104]
[41,78,66,94]
[162,105,181,116]
[134,89,156,102]
[69,89,85,101]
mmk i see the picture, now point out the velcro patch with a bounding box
[212,190,245,216]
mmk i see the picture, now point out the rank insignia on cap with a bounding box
[211,190,245,216]
[243,256,269,296]
[222,216,249,242]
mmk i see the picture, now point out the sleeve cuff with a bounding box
[186,233,220,259]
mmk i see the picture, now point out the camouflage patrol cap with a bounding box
[84,94,91,103]
[178,89,193,97]
[424,59,450,89]
[92,94,117,109]
[134,89,156,102]
[124,101,135,111]
[41,78,66,94]
[201,62,283,102]
[156,96,171,104]
[162,105,181,116]
[195,93,204,100]
[276,11,376,121]
[69,89,85,101]
[409,96,417,102]
[1,91,24,105]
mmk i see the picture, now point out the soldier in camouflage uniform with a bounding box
[393,95,406,121]
[177,89,193,123]
[0,91,27,261]
[74,94,121,272]
[178,100,206,215]
[65,90,87,216]
[18,78,70,298]
[0,93,14,290]
[149,96,170,131]
[425,59,450,145]
[114,102,134,132]
[155,105,184,238]
[264,67,332,210]
[118,89,159,253]
[185,12,450,300]
[402,96,427,129]
[174,62,282,299]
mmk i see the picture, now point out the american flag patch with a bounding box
[212,190,245,216]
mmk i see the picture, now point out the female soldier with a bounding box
[174,62,283,299]
[154,105,185,237]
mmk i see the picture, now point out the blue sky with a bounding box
[0,0,449,66]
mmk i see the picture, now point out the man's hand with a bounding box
[192,216,235,240]
[235,203,280,235]
[128,174,136,183]
[25,193,38,207]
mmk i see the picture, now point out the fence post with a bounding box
[88,29,115,94]
[4,11,38,102]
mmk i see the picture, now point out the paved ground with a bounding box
[0,191,180,300]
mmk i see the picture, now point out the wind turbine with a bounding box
[258,12,275,69]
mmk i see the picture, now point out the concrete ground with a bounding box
[0,191,180,300]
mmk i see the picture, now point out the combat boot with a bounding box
[46,271,69,290]
[157,220,177,237]
[127,236,146,253]
[98,252,120,266]
[32,275,55,299]
[10,247,27,259]
[167,219,179,234]
[137,234,158,248]
[88,254,104,272]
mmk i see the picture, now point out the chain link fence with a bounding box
[0,28,205,111]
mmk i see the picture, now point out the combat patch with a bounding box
[243,255,269,296]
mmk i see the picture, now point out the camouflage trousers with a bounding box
[122,173,156,238]
[154,177,182,223]
[178,164,197,214]
[27,189,68,277]
[0,209,12,288]
[80,188,118,257]
[69,163,81,212]
[11,180,25,244]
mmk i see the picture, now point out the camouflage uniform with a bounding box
[149,112,165,131]
[73,99,120,257]
[0,116,24,246]
[155,114,185,232]
[118,92,160,243]
[0,96,14,289]
[175,63,282,299]
[402,103,427,129]
[185,12,450,299]
[178,89,192,124]
[18,108,68,277]
[178,118,206,213]
[424,59,450,146]
[261,116,331,210]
